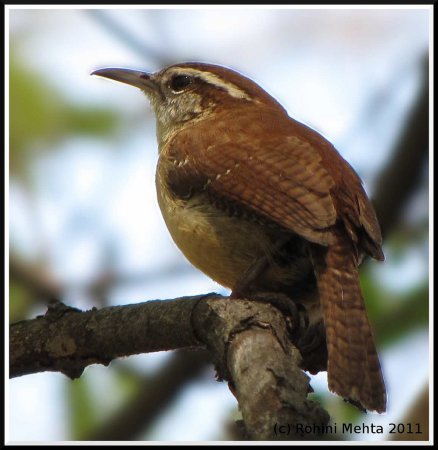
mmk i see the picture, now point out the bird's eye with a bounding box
[169,74,192,93]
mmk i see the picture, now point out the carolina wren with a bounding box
[93,62,386,413]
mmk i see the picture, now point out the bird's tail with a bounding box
[311,235,386,413]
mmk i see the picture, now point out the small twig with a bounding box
[373,54,429,238]
[86,10,171,67]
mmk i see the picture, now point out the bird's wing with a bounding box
[163,108,381,253]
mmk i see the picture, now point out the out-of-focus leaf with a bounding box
[9,281,33,323]
[67,107,119,136]
[374,283,428,346]
[68,365,142,440]
[112,364,144,399]
[360,218,429,348]
[361,266,428,347]
[67,377,99,439]
[9,46,120,179]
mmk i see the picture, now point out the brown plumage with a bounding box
[159,106,386,412]
[94,62,387,412]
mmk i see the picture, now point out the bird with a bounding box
[92,62,387,413]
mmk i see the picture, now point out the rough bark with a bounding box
[10,294,329,440]
[10,295,209,379]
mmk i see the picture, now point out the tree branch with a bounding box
[10,294,210,379]
[192,297,329,439]
[10,294,329,440]
[373,55,429,238]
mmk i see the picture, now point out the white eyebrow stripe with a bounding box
[167,68,252,100]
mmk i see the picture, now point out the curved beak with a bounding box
[91,67,158,93]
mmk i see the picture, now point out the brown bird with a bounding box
[93,62,387,413]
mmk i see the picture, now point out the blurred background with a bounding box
[7,6,430,442]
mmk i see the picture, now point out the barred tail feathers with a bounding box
[312,236,386,413]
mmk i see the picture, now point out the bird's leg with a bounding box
[230,235,291,299]
[230,237,310,340]
[230,254,270,300]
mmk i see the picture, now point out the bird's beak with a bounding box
[91,67,158,94]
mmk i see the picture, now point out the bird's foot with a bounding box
[235,291,309,341]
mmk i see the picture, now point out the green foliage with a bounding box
[67,377,100,440]
[375,283,428,347]
[9,48,120,179]
[9,281,33,323]
[360,214,429,348]
[67,365,143,440]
